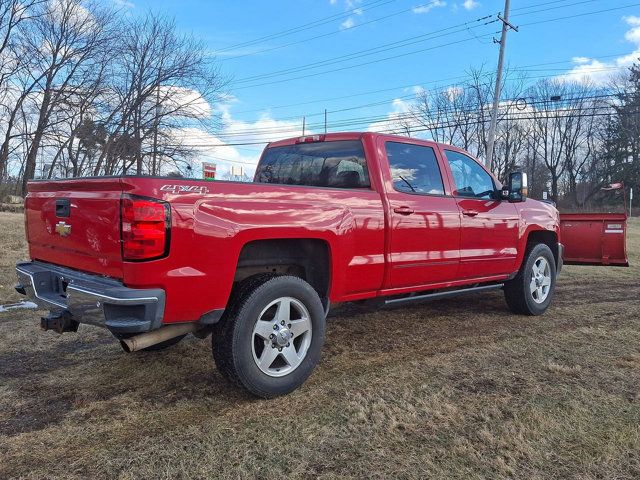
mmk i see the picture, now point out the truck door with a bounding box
[440,148,520,279]
[560,213,629,266]
[381,140,461,289]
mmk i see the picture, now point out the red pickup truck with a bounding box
[15,132,628,397]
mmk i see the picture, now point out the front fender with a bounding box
[513,199,560,272]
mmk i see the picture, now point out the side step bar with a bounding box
[384,284,504,306]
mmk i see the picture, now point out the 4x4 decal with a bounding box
[160,184,209,195]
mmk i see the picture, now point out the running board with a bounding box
[384,284,504,306]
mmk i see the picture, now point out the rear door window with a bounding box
[254,140,370,188]
[385,142,444,195]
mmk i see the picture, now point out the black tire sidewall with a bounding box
[521,244,557,315]
[231,277,326,397]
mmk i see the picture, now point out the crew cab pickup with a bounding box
[15,132,628,397]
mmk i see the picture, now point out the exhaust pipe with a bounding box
[120,323,199,352]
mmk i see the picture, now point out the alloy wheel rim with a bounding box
[251,297,312,377]
[530,256,552,304]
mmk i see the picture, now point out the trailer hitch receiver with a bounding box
[40,312,79,334]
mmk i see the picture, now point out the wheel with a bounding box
[118,333,186,352]
[212,275,326,398]
[504,243,556,316]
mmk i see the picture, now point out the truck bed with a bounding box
[24,176,387,323]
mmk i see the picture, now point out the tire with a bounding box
[504,243,557,316]
[118,333,186,352]
[212,275,326,398]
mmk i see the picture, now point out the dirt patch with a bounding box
[0,350,78,380]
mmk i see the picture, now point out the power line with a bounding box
[231,74,470,115]
[518,2,640,27]
[220,0,449,62]
[233,32,499,90]
[230,2,640,91]
[229,52,631,118]
[510,0,596,12]
[222,0,603,63]
[180,79,624,143]
[234,15,498,84]
[511,0,599,15]
[196,66,628,140]
[166,106,630,152]
[378,108,639,138]
[212,0,396,54]
[173,92,622,146]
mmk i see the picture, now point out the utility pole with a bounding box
[302,116,306,136]
[324,109,327,134]
[485,0,518,170]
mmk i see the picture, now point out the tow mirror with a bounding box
[507,172,528,203]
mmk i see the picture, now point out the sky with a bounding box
[115,0,640,178]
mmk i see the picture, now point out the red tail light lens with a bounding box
[121,196,170,261]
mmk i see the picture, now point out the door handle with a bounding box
[462,210,479,217]
[393,206,414,215]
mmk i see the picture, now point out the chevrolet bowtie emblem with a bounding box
[54,221,71,237]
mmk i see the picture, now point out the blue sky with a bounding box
[117,0,640,176]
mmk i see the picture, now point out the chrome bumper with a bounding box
[15,261,165,334]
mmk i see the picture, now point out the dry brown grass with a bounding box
[0,211,639,479]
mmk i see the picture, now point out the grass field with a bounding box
[0,211,638,479]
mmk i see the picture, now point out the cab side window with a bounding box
[444,150,495,199]
[385,142,445,195]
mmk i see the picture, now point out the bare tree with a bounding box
[0,0,47,182]
[17,0,114,192]
[94,13,225,177]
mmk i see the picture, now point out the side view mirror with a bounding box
[506,172,528,203]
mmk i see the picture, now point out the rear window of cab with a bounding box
[254,140,370,189]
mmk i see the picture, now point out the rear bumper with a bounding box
[15,261,165,334]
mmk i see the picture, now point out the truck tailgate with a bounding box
[559,213,629,266]
[25,178,125,279]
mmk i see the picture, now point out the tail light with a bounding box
[121,195,170,261]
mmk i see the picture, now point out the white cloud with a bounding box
[572,56,590,65]
[332,0,364,30]
[413,1,446,14]
[160,86,212,119]
[624,15,640,43]
[113,0,135,8]
[444,85,463,101]
[172,104,308,179]
[561,16,640,85]
[331,0,362,9]
[462,0,479,10]
[624,15,640,26]
[367,97,418,134]
[341,17,355,30]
